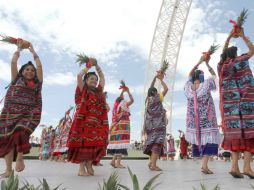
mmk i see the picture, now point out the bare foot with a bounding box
[78,170,89,176]
[85,163,94,176]
[149,166,162,171]
[243,169,254,177]
[15,159,25,172]
[110,162,116,168]
[115,164,126,168]
[0,171,12,178]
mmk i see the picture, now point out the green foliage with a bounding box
[120,80,126,87]
[97,171,121,190]
[237,8,248,27]
[99,167,161,190]
[76,53,89,66]
[208,44,220,55]
[1,171,19,190]
[160,60,169,73]
[193,183,220,190]
[0,171,64,190]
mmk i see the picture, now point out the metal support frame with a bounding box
[141,0,192,139]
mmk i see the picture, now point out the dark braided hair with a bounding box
[221,46,238,62]
[116,96,123,103]
[147,87,157,97]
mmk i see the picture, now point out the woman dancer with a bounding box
[184,56,220,174]
[67,58,108,176]
[143,73,168,171]
[107,87,134,168]
[218,28,254,178]
[167,134,176,161]
[0,43,43,178]
[179,130,188,160]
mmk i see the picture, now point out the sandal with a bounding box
[243,172,254,179]
[149,166,162,171]
[201,168,213,174]
[116,164,126,169]
[229,171,244,178]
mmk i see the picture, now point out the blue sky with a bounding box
[0,0,254,141]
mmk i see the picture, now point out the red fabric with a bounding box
[0,77,42,158]
[222,138,254,153]
[67,146,105,163]
[180,137,188,156]
[229,19,238,33]
[0,129,31,159]
[67,85,109,148]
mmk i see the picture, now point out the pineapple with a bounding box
[230,9,248,38]
[0,34,30,49]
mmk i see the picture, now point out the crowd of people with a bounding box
[0,23,254,180]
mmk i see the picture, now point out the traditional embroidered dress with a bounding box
[41,129,51,159]
[52,127,62,157]
[49,130,56,157]
[143,93,166,156]
[180,136,188,158]
[0,76,42,159]
[184,76,220,157]
[59,117,72,154]
[67,86,109,163]
[218,54,254,152]
[107,100,130,156]
[167,137,176,156]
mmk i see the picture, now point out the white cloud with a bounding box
[44,72,76,86]
[0,59,11,81]
[0,0,160,59]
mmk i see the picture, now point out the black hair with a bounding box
[18,61,37,80]
[221,46,238,62]
[192,69,202,83]
[147,87,158,97]
[83,72,98,88]
[116,96,123,103]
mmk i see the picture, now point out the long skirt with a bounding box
[222,138,254,153]
[192,143,218,157]
[67,146,105,164]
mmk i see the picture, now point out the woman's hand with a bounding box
[238,28,245,38]
[29,43,36,54]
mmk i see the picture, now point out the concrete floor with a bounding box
[1,159,254,190]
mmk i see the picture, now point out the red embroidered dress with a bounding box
[67,85,109,163]
[0,76,42,158]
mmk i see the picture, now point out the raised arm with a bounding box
[126,88,134,106]
[77,67,89,91]
[205,58,216,76]
[222,30,234,53]
[95,63,105,89]
[160,79,168,97]
[239,29,254,57]
[11,46,21,82]
[29,44,43,82]
[189,57,203,77]
[150,76,157,89]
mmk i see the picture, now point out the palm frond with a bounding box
[237,8,248,27]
